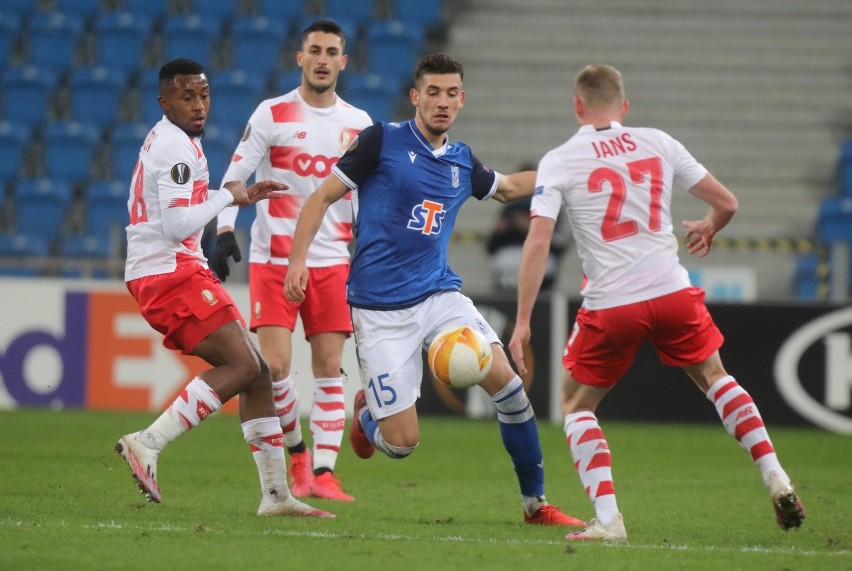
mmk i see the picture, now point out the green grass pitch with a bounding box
[0,409,849,570]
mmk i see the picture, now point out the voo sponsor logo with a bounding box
[774,306,852,433]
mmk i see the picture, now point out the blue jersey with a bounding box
[332,120,498,309]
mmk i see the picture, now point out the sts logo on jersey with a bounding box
[407,200,446,235]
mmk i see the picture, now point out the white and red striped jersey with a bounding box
[125,117,225,281]
[533,121,708,310]
[218,88,371,267]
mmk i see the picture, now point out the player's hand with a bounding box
[508,324,532,376]
[284,260,309,303]
[682,218,716,257]
[223,180,250,206]
[210,231,241,282]
[246,179,288,205]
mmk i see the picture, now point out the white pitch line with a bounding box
[2,518,847,558]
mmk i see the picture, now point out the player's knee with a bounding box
[384,440,418,459]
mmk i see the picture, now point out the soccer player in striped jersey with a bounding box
[115,58,333,518]
[211,21,372,502]
[509,64,805,541]
[283,53,584,526]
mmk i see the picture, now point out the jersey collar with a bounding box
[408,120,449,157]
[579,120,623,133]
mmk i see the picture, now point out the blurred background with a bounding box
[0,0,851,302]
[1,0,851,432]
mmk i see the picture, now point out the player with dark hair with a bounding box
[283,53,584,526]
[210,20,371,502]
[509,64,805,541]
[115,58,333,518]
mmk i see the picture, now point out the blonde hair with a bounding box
[573,64,625,109]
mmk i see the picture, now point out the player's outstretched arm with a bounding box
[683,173,739,257]
[493,170,537,203]
[284,176,351,303]
[508,216,556,376]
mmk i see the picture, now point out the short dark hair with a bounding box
[413,54,464,89]
[159,58,205,89]
[301,19,346,50]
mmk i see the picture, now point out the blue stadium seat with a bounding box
[121,0,171,20]
[366,20,424,84]
[110,122,148,180]
[0,232,50,275]
[320,0,375,25]
[85,179,129,243]
[274,69,304,94]
[69,66,129,128]
[0,121,28,185]
[838,139,852,198]
[208,69,265,131]
[94,12,153,69]
[818,197,852,242]
[258,0,306,21]
[0,11,20,68]
[56,0,104,19]
[26,12,84,72]
[42,121,100,183]
[59,234,114,259]
[345,73,400,121]
[163,14,220,68]
[190,0,242,22]
[0,0,37,18]
[391,0,444,27]
[202,125,239,189]
[1,65,59,127]
[14,178,73,241]
[137,71,163,125]
[231,16,285,75]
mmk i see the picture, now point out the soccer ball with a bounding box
[427,326,493,389]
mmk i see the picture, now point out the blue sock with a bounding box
[493,377,544,497]
[360,408,379,446]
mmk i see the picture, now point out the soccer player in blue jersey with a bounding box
[283,53,583,526]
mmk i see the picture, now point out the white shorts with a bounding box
[351,291,501,419]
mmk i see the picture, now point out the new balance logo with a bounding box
[408,151,417,163]
[407,200,446,235]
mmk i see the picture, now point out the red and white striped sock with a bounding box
[564,411,619,525]
[272,375,303,448]
[310,377,346,472]
[140,377,222,451]
[243,417,290,500]
[706,376,789,486]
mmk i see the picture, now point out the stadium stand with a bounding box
[68,66,129,129]
[257,0,306,21]
[0,121,28,186]
[1,65,58,127]
[93,12,154,70]
[365,20,424,85]
[230,16,285,76]
[345,72,400,122]
[121,0,171,20]
[84,179,130,247]
[391,0,445,28]
[207,69,265,132]
[162,14,219,69]
[0,10,18,69]
[13,178,73,242]
[42,121,100,184]
[109,122,147,181]
[26,11,84,73]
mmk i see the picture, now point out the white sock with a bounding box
[271,375,303,448]
[310,376,346,471]
[140,377,221,451]
[242,417,290,501]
